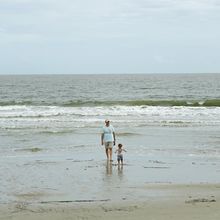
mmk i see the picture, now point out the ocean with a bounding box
[0,73,220,203]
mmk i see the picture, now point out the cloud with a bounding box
[0,1,218,43]
[0,27,6,33]
[0,0,220,74]
[0,0,219,42]
[153,54,173,65]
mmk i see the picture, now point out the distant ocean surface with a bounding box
[1,73,220,155]
[0,74,220,203]
[1,74,220,107]
[0,74,220,131]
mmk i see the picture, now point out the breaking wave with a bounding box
[0,99,220,107]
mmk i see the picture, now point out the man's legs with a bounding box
[109,148,112,161]
[105,142,113,161]
[105,148,113,161]
[105,148,109,159]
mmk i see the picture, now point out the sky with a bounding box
[0,0,220,74]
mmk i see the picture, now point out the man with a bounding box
[101,119,116,161]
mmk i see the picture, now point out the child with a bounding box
[115,143,127,165]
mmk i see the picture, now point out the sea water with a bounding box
[0,74,220,203]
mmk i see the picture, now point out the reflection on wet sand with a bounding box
[117,164,123,178]
[106,160,112,176]
[105,160,124,179]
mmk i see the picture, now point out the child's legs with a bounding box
[120,155,124,164]
[117,155,120,164]
[117,155,123,164]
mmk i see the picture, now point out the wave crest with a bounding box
[1,99,220,107]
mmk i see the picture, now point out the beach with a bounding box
[1,0,220,215]
[0,151,219,219]
[0,74,220,219]
[0,184,220,220]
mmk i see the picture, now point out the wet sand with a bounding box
[0,184,219,220]
[1,137,220,220]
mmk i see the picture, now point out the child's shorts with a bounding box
[117,155,123,161]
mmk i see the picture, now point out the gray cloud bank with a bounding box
[0,0,220,74]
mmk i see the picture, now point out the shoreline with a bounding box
[1,183,219,220]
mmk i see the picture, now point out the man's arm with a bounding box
[113,132,116,145]
[101,133,104,145]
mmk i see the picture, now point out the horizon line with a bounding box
[0,72,220,76]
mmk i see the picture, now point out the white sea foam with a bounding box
[0,105,220,130]
[0,105,220,117]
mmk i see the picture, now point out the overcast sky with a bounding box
[0,0,220,74]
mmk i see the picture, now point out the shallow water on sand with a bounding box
[0,74,220,204]
[0,124,220,204]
